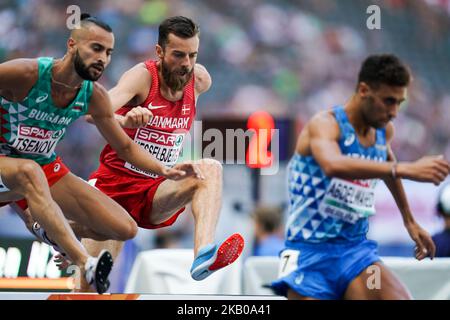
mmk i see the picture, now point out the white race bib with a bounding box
[318,178,377,224]
[11,124,64,157]
[124,127,185,178]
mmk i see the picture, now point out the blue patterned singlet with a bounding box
[285,106,388,246]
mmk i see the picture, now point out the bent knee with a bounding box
[197,158,223,175]
[16,161,46,192]
[116,219,138,241]
[18,161,43,181]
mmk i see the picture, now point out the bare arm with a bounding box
[0,59,37,101]
[108,63,151,111]
[309,112,449,183]
[381,124,436,259]
[382,124,414,223]
[85,63,151,126]
[309,112,396,179]
[87,83,187,179]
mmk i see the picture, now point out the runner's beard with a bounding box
[74,50,103,81]
[161,60,193,91]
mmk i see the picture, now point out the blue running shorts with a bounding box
[271,239,381,299]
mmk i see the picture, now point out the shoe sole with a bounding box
[191,233,244,280]
[209,233,244,271]
[94,250,113,294]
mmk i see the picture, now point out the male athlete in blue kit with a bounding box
[272,54,450,300]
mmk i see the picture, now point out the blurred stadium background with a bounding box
[1,0,450,294]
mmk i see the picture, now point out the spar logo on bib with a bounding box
[11,124,65,157]
[125,128,186,178]
[136,129,184,147]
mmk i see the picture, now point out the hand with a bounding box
[398,155,450,185]
[161,163,205,181]
[173,163,205,180]
[121,106,153,128]
[405,221,436,260]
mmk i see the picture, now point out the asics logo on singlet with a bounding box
[35,94,48,103]
[54,163,61,172]
[294,273,304,285]
[344,133,355,147]
[147,102,168,110]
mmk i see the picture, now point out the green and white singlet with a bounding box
[0,57,93,165]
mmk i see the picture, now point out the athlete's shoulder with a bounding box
[131,62,151,76]
[307,110,340,139]
[119,62,153,104]
[120,62,152,90]
[194,63,211,95]
[0,58,39,83]
[90,82,110,106]
[0,58,39,99]
[1,58,38,71]
[87,82,117,118]
[309,110,339,128]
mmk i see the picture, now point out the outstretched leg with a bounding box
[0,157,87,267]
[151,158,244,280]
[151,158,223,255]
[74,158,242,290]
[48,172,138,241]
[0,157,113,293]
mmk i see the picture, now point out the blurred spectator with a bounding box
[154,228,186,250]
[251,205,284,256]
[432,182,450,257]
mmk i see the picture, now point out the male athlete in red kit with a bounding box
[77,16,244,290]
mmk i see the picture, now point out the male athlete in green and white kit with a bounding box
[0,14,198,293]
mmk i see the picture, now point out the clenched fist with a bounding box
[120,106,153,128]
